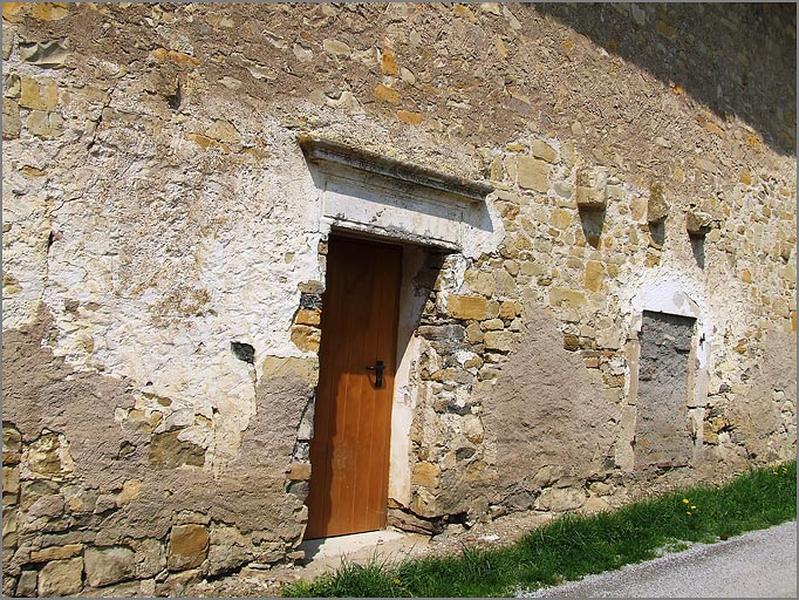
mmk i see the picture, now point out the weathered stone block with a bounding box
[447,295,488,320]
[85,546,135,587]
[19,76,58,111]
[466,270,496,296]
[27,110,63,138]
[19,39,71,68]
[3,425,21,464]
[38,557,83,596]
[130,537,165,579]
[465,322,484,344]
[397,110,423,126]
[94,494,117,514]
[205,120,239,143]
[287,462,311,481]
[187,132,229,153]
[208,524,252,577]
[3,507,17,549]
[373,84,400,104]
[703,421,719,445]
[647,182,668,223]
[16,570,37,597]
[517,156,551,192]
[2,99,20,139]
[462,415,484,444]
[148,430,205,469]
[115,479,142,507]
[550,207,573,229]
[531,140,557,163]
[31,3,70,21]
[584,260,604,293]
[481,318,504,331]
[686,210,718,236]
[549,287,587,309]
[27,431,72,478]
[261,355,318,385]
[575,167,607,209]
[484,331,513,352]
[157,568,202,596]
[294,308,321,326]
[583,496,612,514]
[28,494,65,519]
[168,524,209,571]
[563,334,579,351]
[537,487,586,512]
[323,38,351,57]
[411,462,440,488]
[387,508,440,535]
[290,325,321,353]
[499,300,519,319]
[30,544,83,563]
[3,465,19,498]
[3,73,22,99]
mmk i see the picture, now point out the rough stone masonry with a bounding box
[2,2,796,597]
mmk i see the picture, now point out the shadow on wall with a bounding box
[537,2,797,157]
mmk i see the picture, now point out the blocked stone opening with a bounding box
[634,311,697,470]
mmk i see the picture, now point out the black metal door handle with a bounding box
[366,360,385,388]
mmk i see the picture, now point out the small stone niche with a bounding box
[647,182,668,248]
[686,209,718,268]
[575,166,608,210]
[575,166,607,248]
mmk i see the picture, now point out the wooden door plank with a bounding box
[354,244,384,532]
[371,244,401,528]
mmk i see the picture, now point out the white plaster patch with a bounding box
[36,123,327,469]
[626,270,711,370]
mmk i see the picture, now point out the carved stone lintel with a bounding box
[298,135,493,203]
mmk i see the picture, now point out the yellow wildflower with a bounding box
[691,505,697,510]
[682,498,689,504]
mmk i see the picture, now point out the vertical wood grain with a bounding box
[305,236,402,539]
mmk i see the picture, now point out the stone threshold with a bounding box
[296,529,431,576]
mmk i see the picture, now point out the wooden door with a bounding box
[305,236,402,539]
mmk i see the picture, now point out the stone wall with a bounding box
[2,3,795,596]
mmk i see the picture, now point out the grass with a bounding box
[284,461,796,597]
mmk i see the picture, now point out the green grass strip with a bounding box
[284,461,796,597]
